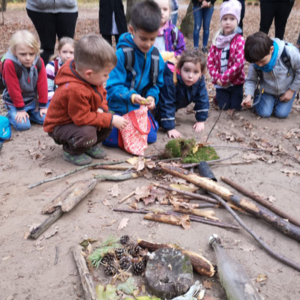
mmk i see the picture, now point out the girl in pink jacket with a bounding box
[207,0,245,114]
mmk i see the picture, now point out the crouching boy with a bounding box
[44,35,127,166]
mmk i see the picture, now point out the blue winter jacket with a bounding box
[106,33,165,115]
[158,63,209,131]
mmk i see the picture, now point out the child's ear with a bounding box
[84,69,93,78]
[128,25,134,35]
[270,46,274,54]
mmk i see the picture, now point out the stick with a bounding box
[72,245,97,300]
[118,191,135,204]
[144,213,191,229]
[91,165,131,170]
[221,177,300,228]
[206,103,225,142]
[54,246,59,265]
[208,192,300,272]
[172,205,218,221]
[181,153,239,168]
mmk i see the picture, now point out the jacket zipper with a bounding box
[136,53,146,91]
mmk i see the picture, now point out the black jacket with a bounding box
[99,0,127,35]
[192,0,216,8]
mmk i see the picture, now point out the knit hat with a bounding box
[220,0,242,24]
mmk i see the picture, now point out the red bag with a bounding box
[119,106,150,156]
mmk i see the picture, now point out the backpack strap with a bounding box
[281,44,292,76]
[122,46,136,90]
[171,26,179,49]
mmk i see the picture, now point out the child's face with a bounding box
[255,46,274,67]
[156,0,170,25]
[221,14,238,36]
[84,64,114,86]
[129,25,158,54]
[15,44,36,68]
[59,43,74,63]
[180,62,202,87]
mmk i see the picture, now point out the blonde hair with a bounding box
[74,34,117,72]
[9,30,40,56]
[49,37,76,61]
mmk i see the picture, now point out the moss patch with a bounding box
[165,138,219,163]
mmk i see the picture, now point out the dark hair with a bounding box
[244,32,273,63]
[177,49,207,74]
[131,0,162,32]
[74,34,117,72]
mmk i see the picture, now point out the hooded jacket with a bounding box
[26,0,78,13]
[106,33,165,115]
[244,38,300,97]
[43,60,112,133]
[2,51,48,111]
[158,63,209,131]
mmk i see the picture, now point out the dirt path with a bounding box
[1,3,300,300]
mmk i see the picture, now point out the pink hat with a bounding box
[220,0,242,24]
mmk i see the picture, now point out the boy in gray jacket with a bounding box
[242,32,300,118]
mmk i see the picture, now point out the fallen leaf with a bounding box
[179,214,191,230]
[203,280,212,289]
[280,169,300,177]
[126,156,145,171]
[96,284,117,300]
[256,273,268,283]
[145,160,156,169]
[110,184,120,197]
[267,195,276,203]
[170,183,198,193]
[118,218,129,230]
[135,185,151,201]
[44,169,52,175]
[242,153,262,161]
[102,199,111,207]
[295,145,300,151]
[44,226,59,239]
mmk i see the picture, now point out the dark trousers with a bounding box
[216,85,243,110]
[239,0,245,32]
[27,9,78,63]
[102,34,121,46]
[49,124,112,155]
[259,1,294,40]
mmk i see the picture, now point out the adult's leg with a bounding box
[274,93,295,118]
[274,2,294,40]
[238,0,245,32]
[193,7,203,49]
[5,103,31,131]
[102,34,113,45]
[259,2,276,35]
[202,6,214,48]
[229,85,243,110]
[171,11,178,26]
[216,88,231,110]
[50,124,98,155]
[55,12,78,40]
[255,92,276,117]
[26,9,56,63]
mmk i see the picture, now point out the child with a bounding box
[44,35,127,166]
[2,30,48,131]
[46,37,75,102]
[154,0,186,61]
[156,49,209,139]
[242,32,300,118]
[207,0,245,114]
[104,0,165,146]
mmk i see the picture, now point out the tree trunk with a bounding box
[126,0,141,23]
[180,2,194,39]
[1,0,7,12]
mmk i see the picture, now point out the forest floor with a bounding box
[0,2,300,300]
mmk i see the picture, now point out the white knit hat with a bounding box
[220,0,242,24]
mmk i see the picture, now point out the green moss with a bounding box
[183,146,219,163]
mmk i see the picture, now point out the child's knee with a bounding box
[14,121,31,131]
[274,110,290,119]
[78,127,97,148]
[256,109,272,118]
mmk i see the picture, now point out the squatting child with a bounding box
[154,0,186,61]
[44,35,127,166]
[156,49,209,139]
[46,37,75,102]
[104,0,165,146]
[242,32,300,118]
[207,0,245,114]
[2,30,48,131]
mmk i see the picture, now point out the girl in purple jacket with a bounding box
[154,0,186,62]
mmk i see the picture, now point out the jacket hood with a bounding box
[272,38,285,58]
[5,50,40,70]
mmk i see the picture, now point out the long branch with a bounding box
[208,192,300,272]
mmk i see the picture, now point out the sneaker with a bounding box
[63,151,92,166]
[85,144,107,159]
[202,46,208,54]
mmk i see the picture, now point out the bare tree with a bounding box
[180,2,194,39]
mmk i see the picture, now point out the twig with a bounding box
[206,103,225,143]
[211,145,277,152]
[208,192,300,272]
[221,177,300,228]
[54,246,59,265]
[118,191,135,204]
[181,153,238,169]
[153,157,182,163]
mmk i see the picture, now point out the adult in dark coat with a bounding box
[259,0,294,40]
[99,0,127,46]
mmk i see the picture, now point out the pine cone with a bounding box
[119,256,132,270]
[120,235,130,245]
[101,253,115,265]
[104,264,117,276]
[115,248,126,260]
[127,243,142,257]
[132,257,146,275]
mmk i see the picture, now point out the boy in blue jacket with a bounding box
[105,0,165,145]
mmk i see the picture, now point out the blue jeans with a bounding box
[5,101,48,131]
[255,92,295,118]
[171,11,178,26]
[193,6,214,49]
[216,85,243,110]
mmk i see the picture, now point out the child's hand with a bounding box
[216,79,222,86]
[97,108,104,113]
[280,89,294,102]
[39,108,48,117]
[241,95,253,108]
[15,111,29,123]
[112,115,128,130]
[193,122,205,133]
[145,96,155,110]
[132,94,147,105]
[168,129,181,138]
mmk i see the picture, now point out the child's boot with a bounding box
[63,151,93,166]
[85,144,107,159]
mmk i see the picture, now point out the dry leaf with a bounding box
[295,145,300,151]
[118,218,129,230]
[267,195,276,203]
[280,169,300,177]
[110,184,120,197]
[44,226,59,239]
[126,156,145,171]
[102,199,111,207]
[170,183,198,193]
[256,273,268,283]
[44,169,53,175]
[135,185,151,201]
[242,153,262,161]
[145,160,156,169]
[179,214,191,230]
[203,280,212,289]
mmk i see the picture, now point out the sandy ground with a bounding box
[1,3,300,300]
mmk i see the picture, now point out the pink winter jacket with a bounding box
[207,34,245,86]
